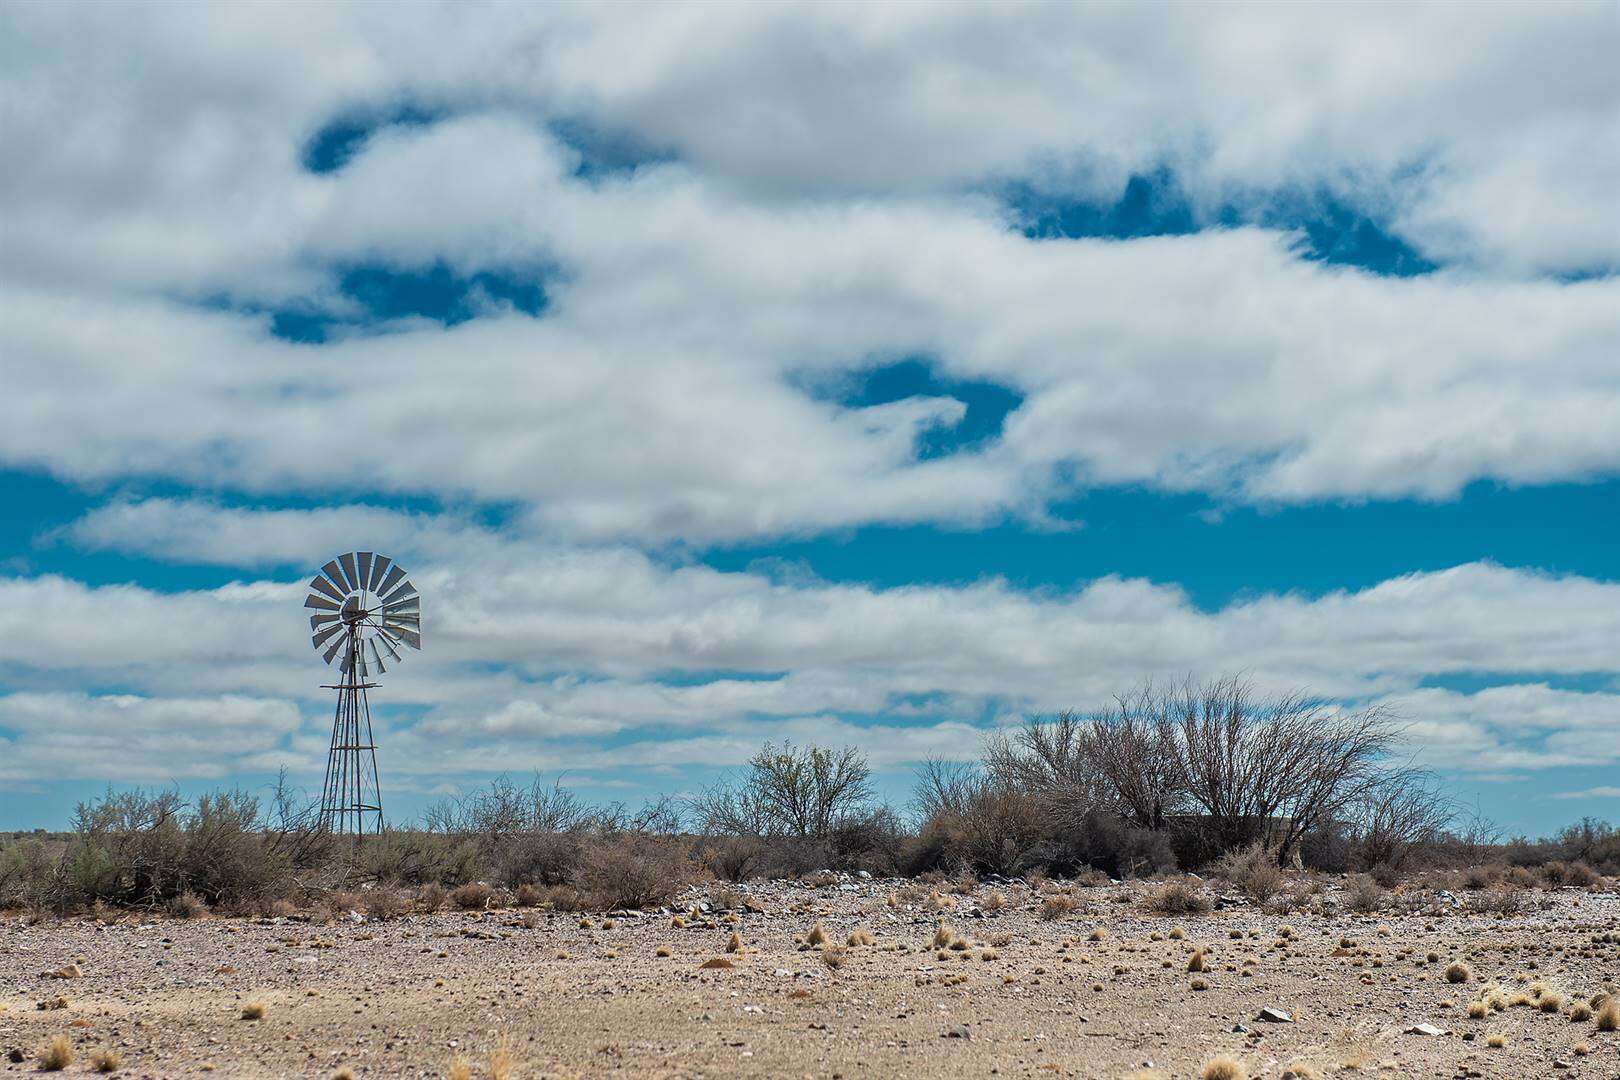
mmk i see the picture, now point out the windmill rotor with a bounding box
[305,551,421,836]
[304,551,421,677]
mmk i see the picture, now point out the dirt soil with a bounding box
[2,877,1617,1079]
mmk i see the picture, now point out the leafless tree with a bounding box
[984,714,1114,831]
[745,742,874,841]
[1351,767,1456,869]
[913,757,1046,876]
[1167,676,1400,865]
[1087,684,1188,830]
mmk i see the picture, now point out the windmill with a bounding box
[304,552,420,834]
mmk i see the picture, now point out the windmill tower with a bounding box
[303,552,420,835]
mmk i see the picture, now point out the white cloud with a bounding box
[1391,685,1620,773]
[3,518,1618,782]
[5,138,1616,541]
[0,692,302,784]
[3,2,1614,280]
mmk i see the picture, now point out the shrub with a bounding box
[418,882,446,911]
[1213,843,1287,903]
[513,883,542,907]
[170,890,209,919]
[1040,893,1076,920]
[574,835,690,910]
[362,888,406,921]
[451,883,494,910]
[1444,961,1471,984]
[1148,878,1213,915]
[1346,874,1385,913]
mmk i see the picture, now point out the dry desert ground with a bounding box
[3,876,1618,1079]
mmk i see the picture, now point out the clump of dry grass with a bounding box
[1280,1063,1323,1080]
[418,882,446,911]
[38,1035,74,1072]
[1168,926,1187,940]
[489,1040,514,1080]
[1041,893,1076,920]
[821,945,847,970]
[1088,927,1107,942]
[1444,961,1471,984]
[1466,1000,1488,1019]
[1486,1033,1506,1048]
[514,883,542,907]
[981,890,1007,913]
[1190,976,1209,991]
[451,883,494,911]
[933,921,954,949]
[847,927,875,947]
[363,889,407,922]
[331,1070,355,1080]
[240,1002,267,1020]
[1538,989,1566,1013]
[448,1057,473,1080]
[726,931,745,954]
[1595,998,1619,1031]
[1188,946,1208,973]
[1201,1055,1244,1080]
[1147,878,1212,916]
[806,921,828,946]
[654,945,672,957]
[170,890,209,919]
[1569,1001,1593,1022]
[91,1047,121,1073]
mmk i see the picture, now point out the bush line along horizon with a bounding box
[2,677,1615,915]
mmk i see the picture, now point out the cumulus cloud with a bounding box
[5,136,1617,540]
[5,506,1619,781]
[3,2,1615,280]
[0,692,303,784]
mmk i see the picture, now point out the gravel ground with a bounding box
[2,877,1617,1079]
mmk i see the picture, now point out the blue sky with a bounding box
[2,3,1617,836]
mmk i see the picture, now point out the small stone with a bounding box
[1405,1023,1446,1036]
[1258,1007,1293,1023]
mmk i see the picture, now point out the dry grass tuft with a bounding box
[655,945,672,957]
[1188,946,1208,973]
[1040,893,1076,920]
[448,1057,473,1080]
[1569,1001,1593,1022]
[806,921,828,946]
[1486,1033,1506,1048]
[489,1041,514,1080]
[847,927,876,947]
[38,1035,74,1072]
[1148,878,1213,915]
[240,1002,267,1020]
[1538,990,1566,1013]
[933,921,954,949]
[726,931,745,953]
[451,882,494,911]
[91,1047,121,1073]
[1596,998,1619,1031]
[821,946,848,970]
[1201,1055,1244,1080]
[1168,926,1186,940]
[1444,960,1471,984]
[1280,1063,1323,1080]
[1088,927,1107,942]
[1466,1000,1488,1019]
